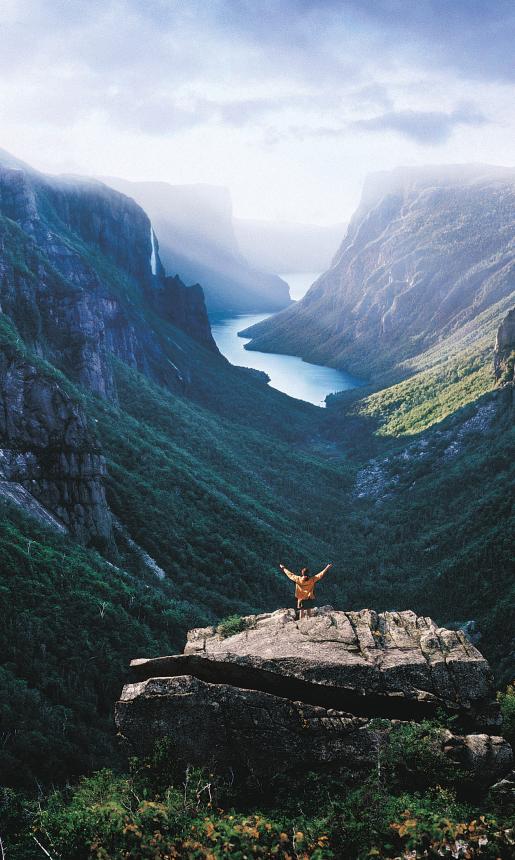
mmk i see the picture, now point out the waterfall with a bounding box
[150,225,157,275]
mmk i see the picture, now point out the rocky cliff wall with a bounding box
[157,275,217,351]
[0,353,111,543]
[242,166,515,377]
[0,159,217,398]
[102,176,292,314]
[0,165,153,287]
[0,153,217,541]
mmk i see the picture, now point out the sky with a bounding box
[1,0,514,224]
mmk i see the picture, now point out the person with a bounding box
[279,562,333,619]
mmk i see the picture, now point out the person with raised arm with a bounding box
[279,562,333,619]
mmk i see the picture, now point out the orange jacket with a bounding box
[282,566,330,602]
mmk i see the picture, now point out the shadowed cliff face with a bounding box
[0,161,217,398]
[0,154,217,541]
[242,166,515,378]
[0,167,153,288]
[0,353,111,543]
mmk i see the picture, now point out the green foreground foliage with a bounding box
[2,720,514,859]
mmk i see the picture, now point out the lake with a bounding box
[210,272,362,407]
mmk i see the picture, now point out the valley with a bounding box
[210,272,362,405]
[0,151,513,807]
[2,4,514,856]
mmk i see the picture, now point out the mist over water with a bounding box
[280,271,321,300]
[210,272,361,407]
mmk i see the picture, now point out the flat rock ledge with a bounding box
[115,608,512,786]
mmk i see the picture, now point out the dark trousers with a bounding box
[295,598,315,618]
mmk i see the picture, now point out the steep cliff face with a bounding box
[0,156,217,398]
[0,152,217,541]
[0,352,111,543]
[116,608,513,786]
[0,163,153,287]
[103,177,292,314]
[156,275,217,351]
[494,307,515,387]
[242,166,515,378]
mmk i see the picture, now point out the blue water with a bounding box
[210,272,362,407]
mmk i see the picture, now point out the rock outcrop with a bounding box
[155,274,217,351]
[241,165,515,378]
[0,353,111,543]
[116,608,512,786]
[494,307,515,388]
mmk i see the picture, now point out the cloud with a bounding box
[219,0,515,85]
[0,1,511,141]
[0,1,513,225]
[352,104,488,145]
[262,102,488,147]
[349,0,515,84]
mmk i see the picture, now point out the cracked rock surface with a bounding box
[116,608,512,784]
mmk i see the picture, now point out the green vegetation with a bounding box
[3,726,514,859]
[0,501,208,789]
[498,684,515,747]
[351,348,495,437]
[1,321,513,785]
[217,614,249,638]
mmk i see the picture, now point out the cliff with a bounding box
[102,177,292,313]
[241,165,515,378]
[494,307,515,387]
[155,274,216,351]
[0,152,217,540]
[0,158,217,392]
[116,608,513,787]
[0,352,111,544]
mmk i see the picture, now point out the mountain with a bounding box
[0,152,513,794]
[234,217,344,274]
[102,177,292,314]
[0,153,223,543]
[241,165,515,380]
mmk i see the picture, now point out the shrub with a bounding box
[498,683,515,747]
[383,720,467,791]
[216,614,248,638]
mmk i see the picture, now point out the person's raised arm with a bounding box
[315,562,333,581]
[279,562,298,582]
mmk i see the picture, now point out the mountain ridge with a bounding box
[241,164,515,381]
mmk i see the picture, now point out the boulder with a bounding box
[128,608,500,727]
[116,608,512,786]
